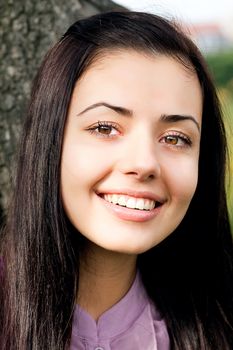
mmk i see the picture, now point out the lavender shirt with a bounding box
[70,271,170,349]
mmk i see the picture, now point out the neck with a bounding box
[77,241,137,322]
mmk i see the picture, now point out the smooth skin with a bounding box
[61,51,203,320]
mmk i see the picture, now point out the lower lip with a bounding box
[97,195,163,222]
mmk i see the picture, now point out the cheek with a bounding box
[60,141,114,193]
[61,143,91,178]
[163,157,199,204]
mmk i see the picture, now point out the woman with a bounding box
[0,11,232,349]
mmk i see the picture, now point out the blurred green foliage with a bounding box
[205,49,233,232]
[222,93,233,232]
[206,49,233,88]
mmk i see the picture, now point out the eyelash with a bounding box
[86,121,192,147]
[160,131,192,148]
[86,121,121,138]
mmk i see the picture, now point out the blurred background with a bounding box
[0,0,232,229]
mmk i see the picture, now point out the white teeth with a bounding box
[144,200,150,210]
[126,197,136,209]
[118,196,127,206]
[149,200,155,210]
[103,194,156,211]
[135,198,145,210]
[112,194,118,204]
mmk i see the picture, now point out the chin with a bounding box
[100,240,156,255]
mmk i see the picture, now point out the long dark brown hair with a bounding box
[0,11,232,349]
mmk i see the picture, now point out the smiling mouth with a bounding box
[98,193,161,211]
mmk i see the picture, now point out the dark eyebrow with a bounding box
[77,102,133,117]
[160,114,200,133]
[77,102,200,132]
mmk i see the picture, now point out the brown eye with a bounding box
[87,121,120,138]
[97,125,113,135]
[165,135,179,145]
[160,132,192,148]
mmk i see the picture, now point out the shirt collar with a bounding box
[72,270,149,341]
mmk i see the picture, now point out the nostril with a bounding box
[148,174,155,180]
[124,171,156,182]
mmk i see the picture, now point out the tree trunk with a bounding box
[0,0,125,214]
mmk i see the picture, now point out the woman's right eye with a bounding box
[87,121,121,138]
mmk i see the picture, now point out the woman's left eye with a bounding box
[87,121,120,138]
[161,133,192,148]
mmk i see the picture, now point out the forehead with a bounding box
[71,50,203,120]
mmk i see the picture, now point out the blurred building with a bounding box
[188,22,233,53]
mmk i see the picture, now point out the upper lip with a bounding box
[96,189,166,203]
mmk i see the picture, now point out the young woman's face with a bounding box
[61,51,202,254]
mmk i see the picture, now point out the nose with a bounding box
[118,132,161,182]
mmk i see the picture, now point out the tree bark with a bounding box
[0,0,125,213]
